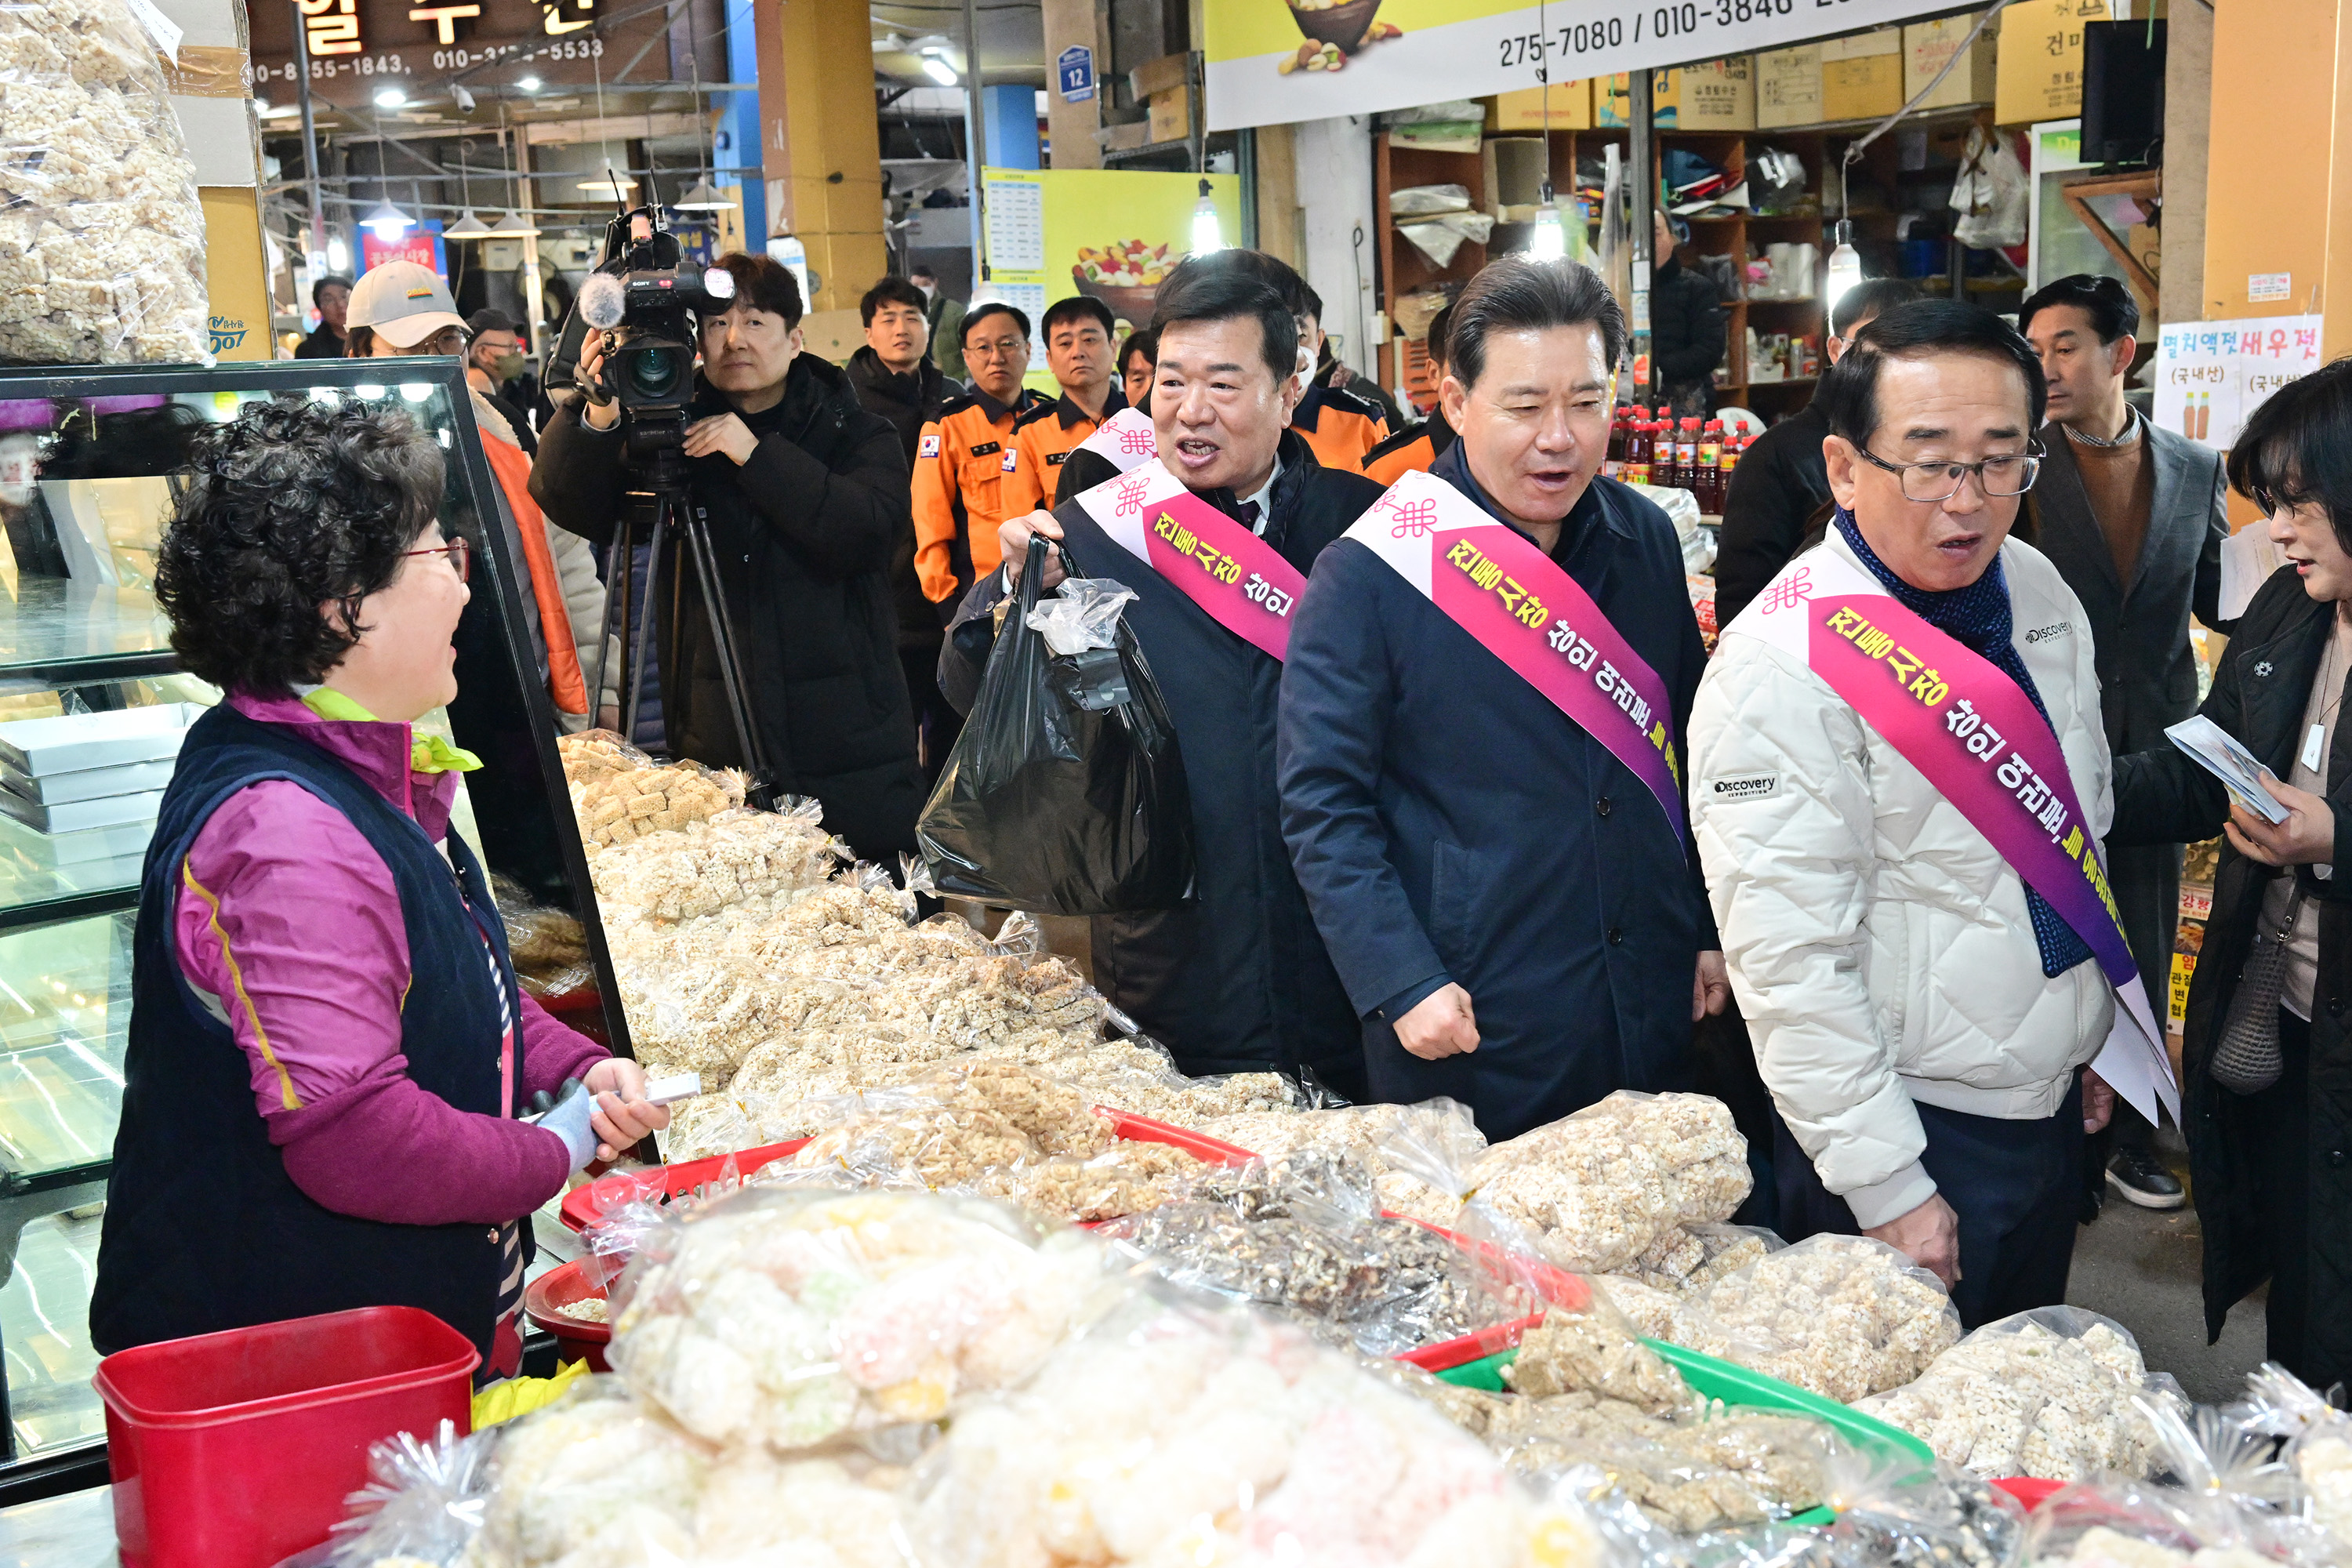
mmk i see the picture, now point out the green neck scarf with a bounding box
[299,687,483,775]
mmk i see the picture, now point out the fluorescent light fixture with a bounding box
[580,176,637,194]
[489,210,542,238]
[920,55,957,85]
[1189,178,1223,255]
[361,198,416,236]
[372,85,408,109]
[1530,185,1567,261]
[441,209,497,239]
[672,179,739,212]
[517,74,542,92]
[1824,221,1862,320]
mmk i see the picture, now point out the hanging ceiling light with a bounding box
[517,74,542,92]
[488,209,542,238]
[442,209,497,239]
[672,179,739,212]
[1824,219,1863,319]
[1530,183,1567,261]
[372,85,408,109]
[580,174,637,196]
[361,198,416,237]
[1189,178,1224,256]
[920,55,957,85]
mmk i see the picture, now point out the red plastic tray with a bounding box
[524,1259,613,1371]
[1992,1478,2065,1510]
[1386,1217,1592,1372]
[94,1305,477,1568]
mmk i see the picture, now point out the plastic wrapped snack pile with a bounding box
[0,0,208,363]
[1674,1234,1961,1403]
[1856,1308,2180,1480]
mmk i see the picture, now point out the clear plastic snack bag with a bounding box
[1025,575,1138,655]
[1854,1307,2182,1480]
[0,0,207,365]
[470,1374,711,1568]
[2244,1362,2352,1556]
[325,1421,495,1568]
[1815,1445,2029,1568]
[1679,1236,1959,1404]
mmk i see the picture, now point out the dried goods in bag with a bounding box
[0,0,207,364]
[1677,1236,1959,1404]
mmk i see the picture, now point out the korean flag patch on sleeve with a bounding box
[1000,448,1018,474]
[918,433,941,459]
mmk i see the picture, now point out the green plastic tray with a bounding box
[1435,1337,1935,1526]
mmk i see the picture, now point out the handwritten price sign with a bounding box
[2154,314,2321,450]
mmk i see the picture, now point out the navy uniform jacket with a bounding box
[1276,440,1716,1138]
[938,430,1382,1094]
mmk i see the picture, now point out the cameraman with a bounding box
[529,253,924,862]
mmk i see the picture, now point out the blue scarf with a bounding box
[1835,510,2092,980]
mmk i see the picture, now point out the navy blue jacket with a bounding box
[1276,441,1715,1138]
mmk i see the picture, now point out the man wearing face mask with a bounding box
[350,262,617,733]
[465,309,536,449]
[936,260,1382,1094]
[532,253,922,857]
[1279,258,1723,1138]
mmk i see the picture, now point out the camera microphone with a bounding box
[579,272,627,331]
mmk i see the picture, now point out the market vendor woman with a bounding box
[89,400,667,1377]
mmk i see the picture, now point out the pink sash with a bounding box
[1073,406,1160,472]
[1073,459,1307,662]
[1731,544,2177,1122]
[1341,469,1686,844]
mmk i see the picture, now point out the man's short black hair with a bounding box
[1175,249,1316,323]
[910,263,938,281]
[2018,273,2140,346]
[1120,326,1158,373]
[465,307,519,338]
[1425,303,1456,372]
[312,274,353,307]
[861,275,928,326]
[1817,299,2048,449]
[156,400,446,695]
[2228,356,2352,554]
[1041,295,1116,341]
[704,252,804,328]
[960,300,1031,347]
[1149,263,1298,383]
[1446,258,1627,391]
[1831,278,1918,339]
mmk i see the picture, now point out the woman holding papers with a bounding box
[1689,302,2140,1331]
[2108,358,2352,1389]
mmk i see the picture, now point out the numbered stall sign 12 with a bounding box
[1058,45,1094,103]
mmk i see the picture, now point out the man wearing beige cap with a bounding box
[347,260,617,730]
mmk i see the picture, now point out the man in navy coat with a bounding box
[1276,257,1725,1138]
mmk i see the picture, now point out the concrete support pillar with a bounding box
[985,85,1041,170]
[1293,114,1376,379]
[1040,0,1101,169]
[753,0,887,312]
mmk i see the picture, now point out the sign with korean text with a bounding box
[1342,469,1686,845]
[1076,459,1306,662]
[1727,543,2176,1124]
[1993,0,2118,125]
[1058,44,1096,102]
[1201,0,1975,131]
[361,219,448,278]
[249,0,720,112]
[2154,314,2321,452]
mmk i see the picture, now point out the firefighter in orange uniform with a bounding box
[1007,296,1129,514]
[910,302,1047,611]
[1361,303,1461,487]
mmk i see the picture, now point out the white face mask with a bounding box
[914,281,935,301]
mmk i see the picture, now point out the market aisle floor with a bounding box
[2065,1155,2270,1406]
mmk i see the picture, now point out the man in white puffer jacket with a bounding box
[1691,301,2119,1329]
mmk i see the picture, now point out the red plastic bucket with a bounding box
[93,1305,478,1568]
[523,1260,612,1371]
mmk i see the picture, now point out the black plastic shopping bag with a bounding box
[918,536,1194,913]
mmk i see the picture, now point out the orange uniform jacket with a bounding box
[910,387,1047,605]
[1289,381,1390,473]
[1007,383,1131,514]
[1359,408,1459,488]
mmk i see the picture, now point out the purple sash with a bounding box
[1342,469,1686,844]
[1075,457,1308,662]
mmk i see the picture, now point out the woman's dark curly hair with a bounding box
[154,399,445,695]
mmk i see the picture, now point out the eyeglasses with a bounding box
[1855,441,2043,503]
[403,535,472,583]
[967,336,1028,361]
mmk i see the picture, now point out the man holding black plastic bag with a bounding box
[933,261,1383,1097]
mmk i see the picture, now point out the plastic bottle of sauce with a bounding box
[1626,419,1652,485]
[1719,431,1743,499]
[1697,421,1725,513]
[1675,419,1700,495]
[1605,408,1628,478]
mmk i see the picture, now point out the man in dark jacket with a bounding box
[848,274,958,783]
[1714,279,1916,626]
[1650,212,1726,419]
[937,261,1381,1094]
[294,274,352,359]
[1279,257,1722,1138]
[531,252,923,862]
[2024,273,2230,1217]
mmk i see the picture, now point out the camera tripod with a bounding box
[591,443,779,810]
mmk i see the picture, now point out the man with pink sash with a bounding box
[1276,259,1724,1141]
[1691,300,2172,1328]
[935,260,1383,1094]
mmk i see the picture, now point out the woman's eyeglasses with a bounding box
[402,535,472,583]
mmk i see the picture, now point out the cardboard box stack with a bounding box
[0,703,201,865]
[1131,53,1190,146]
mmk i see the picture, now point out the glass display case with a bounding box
[0,358,627,1504]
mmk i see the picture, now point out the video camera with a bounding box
[550,205,738,486]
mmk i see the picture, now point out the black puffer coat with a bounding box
[531,354,923,862]
[2111,565,2352,1387]
[845,345,952,655]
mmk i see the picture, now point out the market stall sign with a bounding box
[2154,314,2321,452]
[1058,45,1096,103]
[249,0,710,111]
[1203,0,1983,131]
